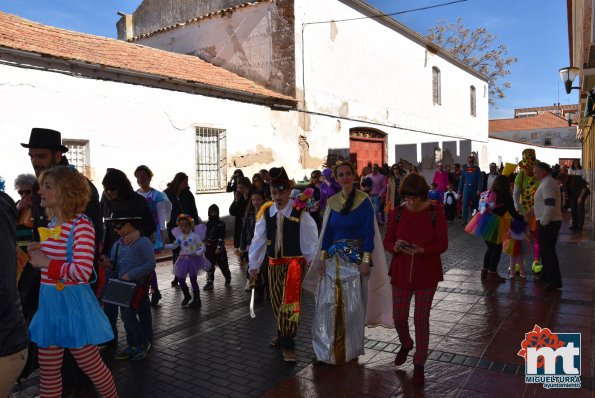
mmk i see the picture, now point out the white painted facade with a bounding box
[132,0,490,171]
[1,0,491,217]
[0,63,300,217]
[294,0,489,168]
[487,137,581,167]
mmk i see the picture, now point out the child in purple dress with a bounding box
[165,214,210,307]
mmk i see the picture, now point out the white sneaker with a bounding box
[244,280,252,291]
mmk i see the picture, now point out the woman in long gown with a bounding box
[304,161,392,365]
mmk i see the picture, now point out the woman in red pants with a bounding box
[384,173,448,386]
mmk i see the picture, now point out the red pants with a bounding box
[392,286,436,365]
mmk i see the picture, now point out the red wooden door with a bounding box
[349,138,384,176]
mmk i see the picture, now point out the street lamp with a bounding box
[559,66,580,94]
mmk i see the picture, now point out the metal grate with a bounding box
[63,139,90,177]
[195,127,227,192]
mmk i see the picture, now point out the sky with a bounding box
[0,0,577,119]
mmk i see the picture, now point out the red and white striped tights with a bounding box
[38,345,117,398]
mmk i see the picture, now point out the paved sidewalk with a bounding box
[13,215,594,397]
[265,218,595,398]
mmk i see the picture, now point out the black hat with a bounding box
[105,209,142,229]
[208,204,219,213]
[21,128,69,153]
[269,167,290,191]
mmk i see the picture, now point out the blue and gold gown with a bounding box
[304,190,393,365]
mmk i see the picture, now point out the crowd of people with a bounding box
[0,127,590,396]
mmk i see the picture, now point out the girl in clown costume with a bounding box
[465,175,524,281]
[165,214,210,307]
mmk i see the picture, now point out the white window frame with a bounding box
[63,139,90,178]
[195,127,227,192]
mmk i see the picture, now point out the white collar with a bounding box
[269,200,295,219]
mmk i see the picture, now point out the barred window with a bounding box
[432,67,441,105]
[195,127,227,192]
[63,139,91,178]
[470,85,477,116]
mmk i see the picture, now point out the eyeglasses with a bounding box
[310,176,320,179]
[104,186,118,192]
[18,189,32,196]
[113,223,125,230]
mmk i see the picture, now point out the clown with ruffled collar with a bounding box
[513,148,542,275]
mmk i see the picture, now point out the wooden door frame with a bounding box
[349,128,388,173]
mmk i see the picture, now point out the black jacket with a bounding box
[240,208,256,252]
[0,192,28,357]
[206,218,226,251]
[165,188,199,232]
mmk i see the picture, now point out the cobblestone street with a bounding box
[14,215,594,397]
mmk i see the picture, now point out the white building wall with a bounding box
[487,137,581,167]
[0,64,304,217]
[294,0,489,168]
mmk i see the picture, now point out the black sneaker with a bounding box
[150,291,162,307]
[203,282,214,291]
[116,346,133,360]
[189,297,201,308]
[98,340,117,350]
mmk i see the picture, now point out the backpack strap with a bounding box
[66,214,96,283]
[66,215,86,263]
[430,204,435,226]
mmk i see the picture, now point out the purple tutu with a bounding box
[173,254,211,279]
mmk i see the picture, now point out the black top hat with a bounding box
[21,128,69,153]
[269,167,290,191]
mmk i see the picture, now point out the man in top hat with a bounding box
[21,128,102,243]
[19,128,103,393]
[249,167,318,362]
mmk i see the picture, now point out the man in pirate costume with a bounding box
[513,148,542,275]
[248,167,318,362]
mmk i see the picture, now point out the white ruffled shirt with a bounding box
[248,200,318,271]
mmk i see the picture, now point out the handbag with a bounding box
[101,278,137,307]
[100,241,136,307]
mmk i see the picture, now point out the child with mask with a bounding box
[203,204,232,291]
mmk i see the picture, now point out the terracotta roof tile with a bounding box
[489,112,569,133]
[0,11,293,103]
